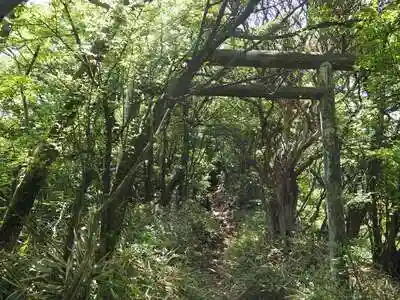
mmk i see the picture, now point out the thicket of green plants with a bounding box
[1,0,400,299]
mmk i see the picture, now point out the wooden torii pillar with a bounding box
[193,49,355,282]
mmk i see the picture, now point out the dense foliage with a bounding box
[1,0,400,299]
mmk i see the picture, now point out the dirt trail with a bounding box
[206,187,237,282]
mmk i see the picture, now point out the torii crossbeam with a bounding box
[192,84,326,100]
[193,50,355,100]
[208,49,356,71]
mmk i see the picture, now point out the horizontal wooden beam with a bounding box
[192,84,325,100]
[208,49,356,71]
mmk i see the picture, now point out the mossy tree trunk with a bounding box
[0,143,58,250]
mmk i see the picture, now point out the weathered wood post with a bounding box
[319,62,347,284]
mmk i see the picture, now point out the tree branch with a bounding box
[0,0,25,21]
[88,0,111,10]
[233,19,361,41]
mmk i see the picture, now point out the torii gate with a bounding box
[193,49,356,280]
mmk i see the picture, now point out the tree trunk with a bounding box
[346,202,367,239]
[385,211,400,277]
[274,164,298,236]
[178,101,190,205]
[367,103,385,263]
[162,167,185,207]
[63,96,98,262]
[266,197,280,239]
[144,145,154,203]
[159,126,168,207]
[319,62,347,284]
[0,143,57,250]
[0,97,80,251]
[102,95,113,200]
[63,166,93,261]
[144,115,154,203]
[265,161,299,240]
[96,94,114,263]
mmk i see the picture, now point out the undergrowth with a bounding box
[1,202,400,299]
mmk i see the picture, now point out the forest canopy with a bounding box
[1,0,400,299]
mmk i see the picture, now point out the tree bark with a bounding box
[319,62,347,284]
